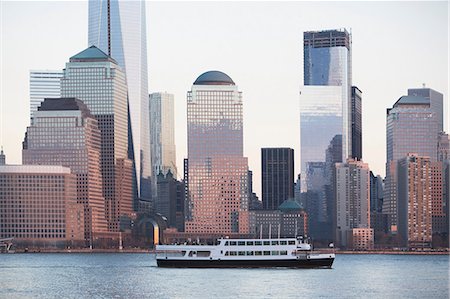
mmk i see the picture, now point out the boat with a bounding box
[156,236,335,268]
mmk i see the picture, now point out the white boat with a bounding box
[156,236,335,268]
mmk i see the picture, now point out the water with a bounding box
[0,253,448,298]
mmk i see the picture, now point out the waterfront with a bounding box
[0,254,448,298]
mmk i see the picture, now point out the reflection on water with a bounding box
[0,254,448,298]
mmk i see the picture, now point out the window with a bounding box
[280,241,287,245]
[238,251,245,256]
[238,241,245,246]
[246,241,254,246]
[271,241,279,246]
[263,251,270,256]
[288,240,295,245]
[263,241,270,245]
[255,241,262,246]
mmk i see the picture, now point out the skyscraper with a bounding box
[0,147,5,165]
[407,87,444,132]
[23,98,108,244]
[88,0,151,202]
[302,29,352,161]
[300,30,353,242]
[261,148,294,210]
[149,92,177,179]
[397,154,433,248]
[61,46,133,232]
[384,93,439,231]
[335,159,372,249]
[29,70,63,120]
[351,86,362,160]
[185,71,249,235]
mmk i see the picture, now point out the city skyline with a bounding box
[0,1,448,198]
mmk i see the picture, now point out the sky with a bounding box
[0,1,448,198]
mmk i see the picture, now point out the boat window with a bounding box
[182,251,186,256]
[197,251,210,257]
[271,251,279,255]
[238,251,245,256]
[230,241,237,246]
[246,241,254,246]
[263,241,270,246]
[255,241,262,246]
[225,252,229,256]
[271,241,279,246]
[288,240,296,245]
[280,251,288,255]
[255,251,262,256]
[280,241,287,245]
[263,251,270,256]
[246,251,254,256]
[238,241,245,246]
[225,241,229,246]
[230,251,237,256]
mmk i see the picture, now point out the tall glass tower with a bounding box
[29,70,63,120]
[185,71,249,235]
[300,29,352,241]
[88,0,151,202]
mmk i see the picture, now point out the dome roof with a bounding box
[193,71,235,86]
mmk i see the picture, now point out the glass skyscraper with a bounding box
[185,71,249,235]
[61,46,133,232]
[149,92,177,179]
[300,29,352,241]
[261,148,294,210]
[29,70,63,120]
[384,94,439,229]
[88,0,151,202]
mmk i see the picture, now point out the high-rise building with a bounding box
[397,154,433,248]
[23,98,108,244]
[335,159,371,248]
[155,170,184,229]
[61,46,133,232]
[351,86,362,160]
[88,0,151,202]
[261,148,294,210]
[248,170,262,210]
[149,92,177,179]
[0,165,84,247]
[384,93,440,231]
[29,70,63,120]
[185,71,249,235]
[408,87,444,132]
[302,29,352,162]
[300,29,352,242]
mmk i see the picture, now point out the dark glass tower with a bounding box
[351,86,362,160]
[262,148,295,210]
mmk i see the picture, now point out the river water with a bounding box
[0,253,448,298]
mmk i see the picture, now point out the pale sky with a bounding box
[0,1,448,198]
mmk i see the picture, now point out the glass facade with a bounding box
[185,71,249,234]
[351,86,362,160]
[261,148,294,210]
[61,47,133,232]
[149,92,177,179]
[29,70,63,120]
[88,0,151,201]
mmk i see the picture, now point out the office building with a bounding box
[248,170,262,210]
[351,86,362,160]
[149,92,177,179]
[384,93,439,231]
[155,170,184,229]
[335,159,371,248]
[261,148,294,210]
[249,199,308,238]
[61,46,133,232]
[89,0,151,202]
[23,98,108,243]
[185,71,249,235]
[29,70,63,120]
[408,87,444,132]
[397,154,432,248]
[0,165,84,248]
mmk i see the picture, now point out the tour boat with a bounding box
[156,236,335,268]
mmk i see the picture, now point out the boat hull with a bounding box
[156,257,334,268]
